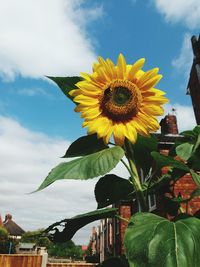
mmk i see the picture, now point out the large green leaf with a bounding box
[94,174,134,208]
[124,212,200,267]
[45,208,118,242]
[36,146,125,191]
[190,169,200,187]
[132,135,158,177]
[188,150,200,171]
[47,76,82,101]
[175,142,194,161]
[151,151,189,171]
[63,134,108,158]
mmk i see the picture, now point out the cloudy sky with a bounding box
[0,0,199,244]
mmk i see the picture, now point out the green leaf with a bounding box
[193,125,200,135]
[190,187,200,199]
[180,130,196,139]
[94,174,133,208]
[170,168,188,181]
[45,208,118,242]
[132,134,158,177]
[145,173,172,194]
[63,134,108,158]
[176,142,194,160]
[162,196,180,216]
[47,76,82,101]
[36,146,125,191]
[190,169,200,187]
[188,149,200,171]
[151,151,189,171]
[124,212,200,267]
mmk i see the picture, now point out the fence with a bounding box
[0,255,97,267]
[47,264,97,267]
[0,254,42,267]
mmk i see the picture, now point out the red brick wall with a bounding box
[119,205,132,254]
[174,173,200,214]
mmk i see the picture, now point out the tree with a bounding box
[0,226,9,241]
[48,240,83,259]
[21,229,52,248]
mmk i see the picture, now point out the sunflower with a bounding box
[70,54,168,146]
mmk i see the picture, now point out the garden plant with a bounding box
[37,54,200,267]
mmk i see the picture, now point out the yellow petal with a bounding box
[141,105,164,116]
[140,75,163,91]
[81,107,101,119]
[93,62,100,72]
[125,123,137,144]
[131,119,149,136]
[96,66,111,82]
[103,127,113,144]
[127,58,145,80]
[73,95,99,105]
[96,118,113,139]
[69,89,80,97]
[143,96,169,105]
[117,53,126,79]
[142,88,166,97]
[113,123,125,146]
[87,117,106,135]
[137,112,160,129]
[137,68,159,87]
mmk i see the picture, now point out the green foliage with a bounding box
[37,146,124,191]
[62,134,108,158]
[131,134,158,177]
[175,142,194,160]
[95,174,133,208]
[21,229,52,248]
[45,208,118,242]
[151,151,189,171]
[0,226,9,241]
[124,213,200,267]
[38,77,200,267]
[190,169,200,187]
[48,240,83,259]
[47,76,82,102]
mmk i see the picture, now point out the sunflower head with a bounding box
[70,54,168,146]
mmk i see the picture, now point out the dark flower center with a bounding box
[100,80,142,122]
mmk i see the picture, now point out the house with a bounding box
[3,214,25,239]
[89,34,200,262]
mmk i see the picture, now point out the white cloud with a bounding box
[153,0,200,29]
[171,33,193,78]
[0,116,129,244]
[17,88,51,97]
[164,103,196,132]
[0,0,103,80]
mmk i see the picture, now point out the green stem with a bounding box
[115,215,129,223]
[124,140,148,212]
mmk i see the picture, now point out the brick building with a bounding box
[89,34,200,262]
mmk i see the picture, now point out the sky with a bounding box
[0,0,199,244]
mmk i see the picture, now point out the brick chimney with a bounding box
[4,214,12,224]
[160,114,179,135]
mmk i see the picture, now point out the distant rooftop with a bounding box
[3,214,25,237]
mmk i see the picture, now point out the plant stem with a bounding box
[124,140,148,212]
[115,215,129,223]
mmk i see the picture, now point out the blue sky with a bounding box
[0,0,199,244]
